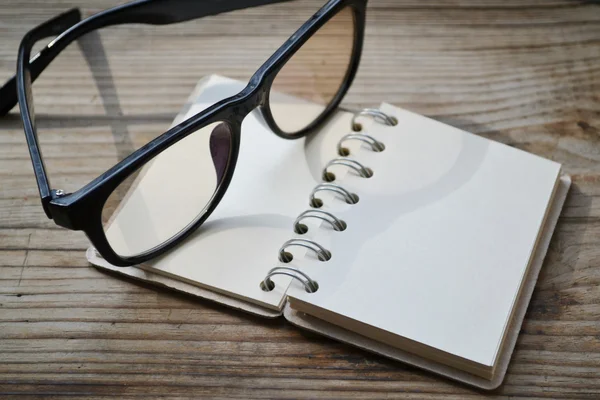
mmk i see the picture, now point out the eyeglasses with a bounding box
[0,0,365,266]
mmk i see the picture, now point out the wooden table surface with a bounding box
[1,0,599,398]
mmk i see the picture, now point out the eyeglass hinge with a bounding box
[42,189,66,219]
[44,189,76,229]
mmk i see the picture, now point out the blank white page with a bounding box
[286,103,561,368]
[105,75,354,310]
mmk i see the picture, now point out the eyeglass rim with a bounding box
[7,0,367,266]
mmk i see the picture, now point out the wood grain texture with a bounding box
[1,0,599,398]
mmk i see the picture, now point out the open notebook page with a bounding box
[104,75,354,310]
[286,103,561,378]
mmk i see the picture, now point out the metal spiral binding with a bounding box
[260,108,396,294]
[294,209,347,234]
[322,157,373,181]
[338,133,385,156]
[351,108,398,131]
[262,267,319,293]
[309,183,359,208]
[278,238,332,263]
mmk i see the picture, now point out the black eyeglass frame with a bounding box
[0,0,366,266]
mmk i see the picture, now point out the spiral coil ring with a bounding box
[338,133,385,156]
[294,209,347,234]
[309,183,359,208]
[261,108,396,294]
[261,267,319,293]
[351,108,398,131]
[279,238,332,263]
[323,157,373,182]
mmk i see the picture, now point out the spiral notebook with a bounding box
[88,75,570,389]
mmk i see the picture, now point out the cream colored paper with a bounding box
[103,75,354,310]
[286,103,561,375]
[88,75,567,387]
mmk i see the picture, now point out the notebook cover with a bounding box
[88,248,282,319]
[283,175,571,390]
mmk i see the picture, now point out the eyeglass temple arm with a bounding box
[0,8,82,116]
[0,0,292,116]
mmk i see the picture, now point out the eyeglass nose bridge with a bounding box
[221,81,268,125]
[233,82,272,131]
